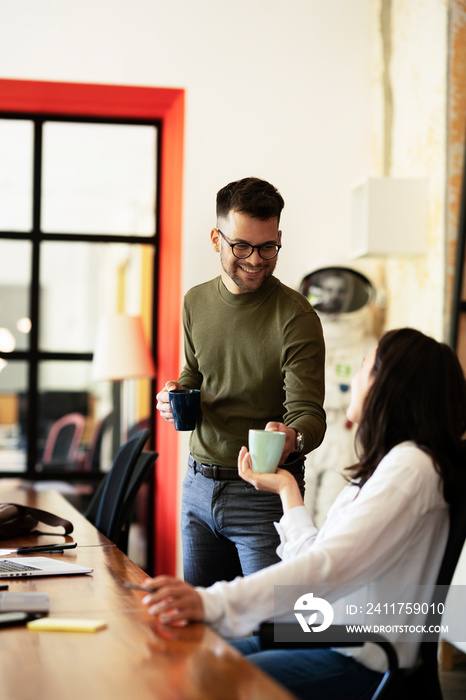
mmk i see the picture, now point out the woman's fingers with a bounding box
[237,446,251,476]
[141,577,204,626]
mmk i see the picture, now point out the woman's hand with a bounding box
[140,576,204,627]
[237,446,297,493]
[237,446,305,512]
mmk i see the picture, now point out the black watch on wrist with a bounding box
[295,430,304,454]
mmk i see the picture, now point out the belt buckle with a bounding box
[212,465,219,480]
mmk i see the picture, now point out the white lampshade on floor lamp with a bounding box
[91,315,156,457]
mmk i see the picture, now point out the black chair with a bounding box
[259,451,466,700]
[39,412,86,470]
[85,429,150,549]
[128,417,151,440]
[401,470,466,699]
[85,471,110,526]
[115,449,158,554]
[81,411,114,473]
[32,412,115,512]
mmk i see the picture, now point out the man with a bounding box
[156,177,326,586]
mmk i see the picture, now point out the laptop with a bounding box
[0,557,92,578]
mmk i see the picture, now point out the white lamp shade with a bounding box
[91,315,156,382]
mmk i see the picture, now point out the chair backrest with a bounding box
[114,450,158,553]
[128,417,151,439]
[42,412,86,464]
[82,411,114,472]
[436,480,466,587]
[92,428,150,543]
[405,445,466,699]
[84,473,107,525]
[124,450,158,515]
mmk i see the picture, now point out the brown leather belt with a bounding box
[188,454,304,481]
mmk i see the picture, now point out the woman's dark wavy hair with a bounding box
[348,327,466,503]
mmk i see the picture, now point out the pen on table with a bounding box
[123,582,158,592]
[16,543,78,554]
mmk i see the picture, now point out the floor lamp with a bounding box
[91,315,156,458]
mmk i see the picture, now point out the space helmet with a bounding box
[299,263,375,316]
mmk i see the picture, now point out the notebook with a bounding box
[0,557,92,578]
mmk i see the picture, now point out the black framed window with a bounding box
[0,113,160,483]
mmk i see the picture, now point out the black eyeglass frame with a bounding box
[216,228,282,260]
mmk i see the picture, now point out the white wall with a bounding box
[369,0,448,338]
[0,0,373,294]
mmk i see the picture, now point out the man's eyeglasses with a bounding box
[216,229,282,260]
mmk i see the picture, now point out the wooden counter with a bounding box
[0,488,295,700]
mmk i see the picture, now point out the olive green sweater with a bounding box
[178,275,326,468]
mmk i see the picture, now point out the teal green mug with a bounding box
[248,429,286,473]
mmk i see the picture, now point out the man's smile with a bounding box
[238,264,264,275]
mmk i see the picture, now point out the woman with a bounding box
[141,328,466,700]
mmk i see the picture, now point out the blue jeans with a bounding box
[230,636,387,700]
[181,460,304,587]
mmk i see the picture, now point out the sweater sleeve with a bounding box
[281,309,326,454]
[178,295,203,389]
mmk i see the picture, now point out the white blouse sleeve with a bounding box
[274,505,319,559]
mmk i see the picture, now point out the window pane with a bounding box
[39,241,154,352]
[41,122,157,235]
[0,119,34,232]
[0,240,32,351]
[0,360,28,472]
[36,360,93,471]
[36,361,152,475]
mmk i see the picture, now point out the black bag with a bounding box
[0,503,73,540]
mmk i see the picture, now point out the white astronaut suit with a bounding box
[299,265,378,527]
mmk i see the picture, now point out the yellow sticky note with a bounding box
[27,617,107,633]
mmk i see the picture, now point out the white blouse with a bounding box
[197,442,449,672]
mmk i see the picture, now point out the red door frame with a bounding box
[0,78,184,575]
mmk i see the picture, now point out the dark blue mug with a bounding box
[168,389,201,431]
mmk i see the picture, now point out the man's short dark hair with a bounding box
[216,177,285,222]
